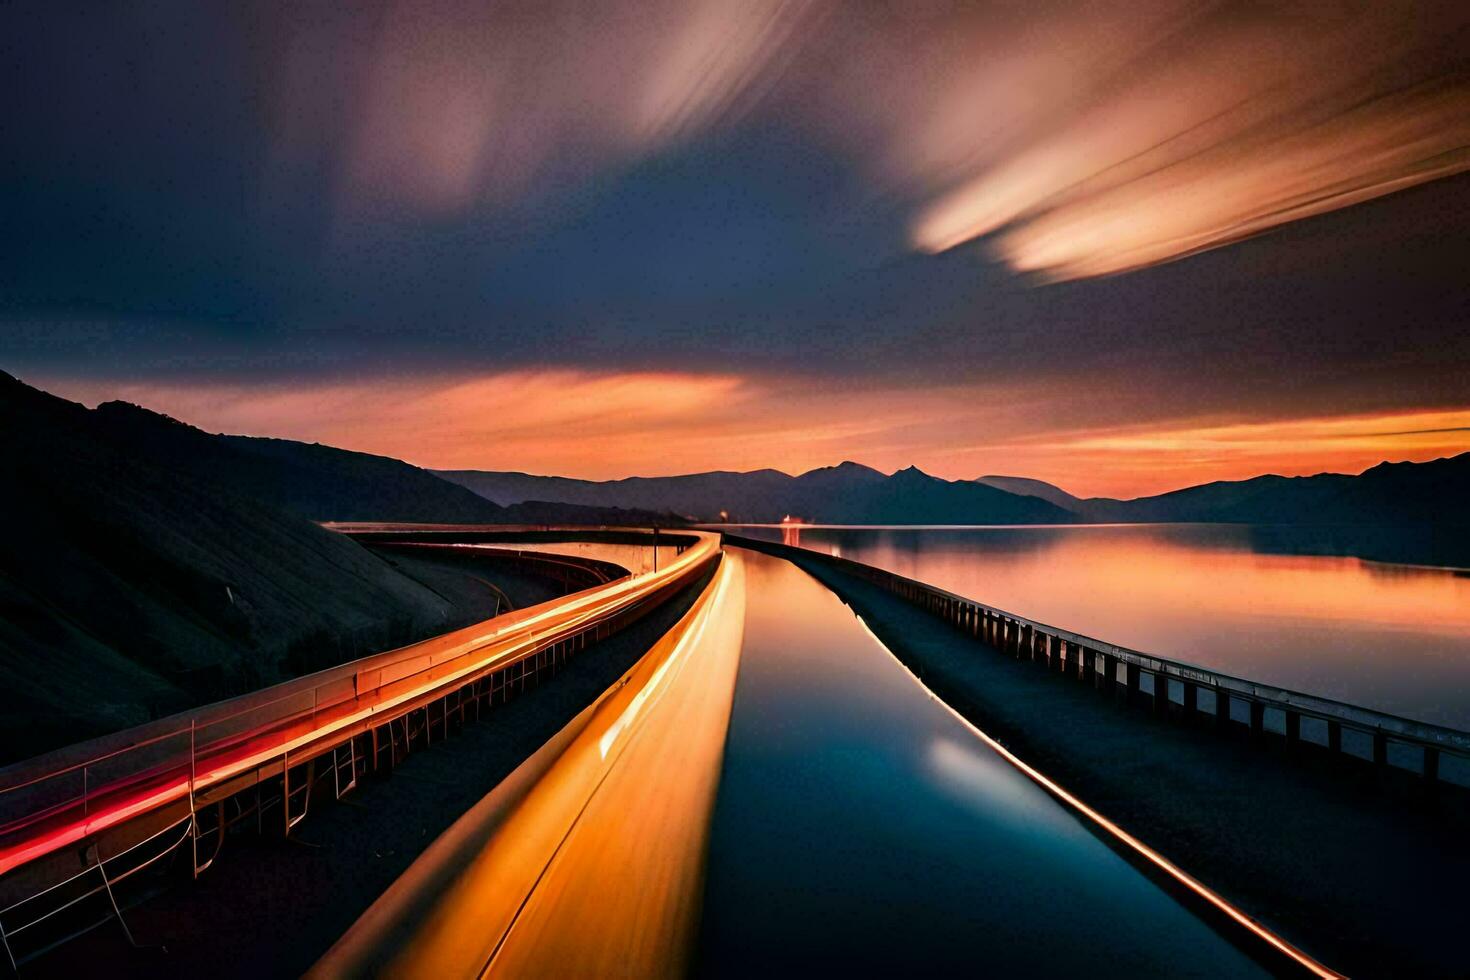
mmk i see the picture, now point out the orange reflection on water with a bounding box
[785,526,1470,726]
[313,555,746,978]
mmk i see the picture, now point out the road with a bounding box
[312,548,746,977]
[317,548,1325,977]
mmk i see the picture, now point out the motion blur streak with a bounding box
[261,1,1470,277]
[330,0,816,215]
[901,3,1470,278]
[312,555,745,978]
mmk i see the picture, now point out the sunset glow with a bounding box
[34,372,1469,499]
[5,3,1467,493]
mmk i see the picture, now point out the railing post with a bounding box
[189,719,199,877]
[1152,673,1169,715]
[1182,682,1198,715]
[1249,701,1265,739]
[1285,711,1300,746]
[1125,661,1141,704]
[1215,690,1230,728]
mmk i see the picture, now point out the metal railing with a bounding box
[727,534,1470,785]
[0,528,720,967]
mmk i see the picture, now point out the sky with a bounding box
[3,1,1469,498]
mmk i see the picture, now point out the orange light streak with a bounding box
[848,611,1344,979]
[313,551,746,978]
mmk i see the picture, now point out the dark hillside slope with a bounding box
[88,401,506,524]
[0,374,478,762]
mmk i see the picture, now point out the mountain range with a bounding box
[441,453,1469,526]
[441,462,1073,525]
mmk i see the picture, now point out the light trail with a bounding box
[311,552,746,978]
[845,609,1345,979]
[0,530,722,884]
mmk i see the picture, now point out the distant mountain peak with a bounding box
[975,474,1082,510]
[799,460,885,480]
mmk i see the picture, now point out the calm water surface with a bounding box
[695,549,1266,977]
[727,524,1470,729]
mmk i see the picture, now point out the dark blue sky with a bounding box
[3,2,1468,492]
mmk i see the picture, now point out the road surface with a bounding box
[321,548,1310,976]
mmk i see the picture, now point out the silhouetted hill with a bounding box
[445,453,1468,527]
[975,475,1084,511]
[90,401,506,524]
[88,402,682,526]
[0,372,486,761]
[1076,453,1470,524]
[441,461,1072,524]
[499,500,683,526]
[440,467,793,520]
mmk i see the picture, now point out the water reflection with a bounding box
[695,549,1268,977]
[728,524,1470,728]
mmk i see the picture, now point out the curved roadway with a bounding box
[318,547,1327,977]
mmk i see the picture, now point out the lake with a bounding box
[723,523,1470,729]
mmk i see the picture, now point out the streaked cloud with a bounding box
[291,0,819,219]
[4,2,1468,494]
[896,3,1470,278]
[257,1,1470,280]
